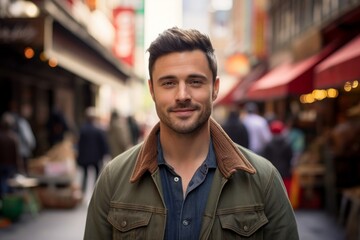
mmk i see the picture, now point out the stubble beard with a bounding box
[156,101,212,135]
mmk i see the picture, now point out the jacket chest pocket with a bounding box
[107,207,152,240]
[216,205,268,240]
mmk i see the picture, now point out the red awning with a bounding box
[246,44,336,100]
[215,64,267,105]
[315,35,360,88]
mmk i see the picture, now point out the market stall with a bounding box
[29,138,82,209]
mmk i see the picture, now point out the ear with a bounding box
[148,79,155,101]
[212,77,220,101]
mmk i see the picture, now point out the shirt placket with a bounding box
[178,164,208,240]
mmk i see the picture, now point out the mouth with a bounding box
[170,107,197,118]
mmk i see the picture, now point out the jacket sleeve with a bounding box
[84,164,112,240]
[263,166,299,239]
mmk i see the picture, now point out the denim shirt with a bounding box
[157,135,217,240]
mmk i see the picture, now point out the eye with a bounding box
[189,78,204,87]
[161,80,176,88]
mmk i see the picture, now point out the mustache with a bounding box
[168,102,199,112]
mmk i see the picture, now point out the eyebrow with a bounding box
[187,74,207,79]
[157,75,177,81]
[158,73,207,81]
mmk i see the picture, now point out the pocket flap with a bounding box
[107,208,152,232]
[219,206,268,237]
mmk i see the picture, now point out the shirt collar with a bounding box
[130,118,256,183]
[156,133,217,169]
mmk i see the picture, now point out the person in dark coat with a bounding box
[222,107,249,148]
[47,108,70,147]
[262,120,293,195]
[107,110,132,158]
[77,107,109,192]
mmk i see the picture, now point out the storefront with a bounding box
[313,34,360,193]
[315,34,360,123]
[0,1,144,211]
[245,43,337,118]
[0,3,141,155]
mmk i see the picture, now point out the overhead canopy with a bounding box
[42,0,142,87]
[246,44,336,100]
[215,64,267,105]
[0,15,139,89]
[45,19,131,88]
[315,35,360,88]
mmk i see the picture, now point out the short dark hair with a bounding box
[147,27,217,82]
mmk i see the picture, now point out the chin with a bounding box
[172,120,207,135]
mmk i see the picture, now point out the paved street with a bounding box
[0,202,88,240]
[295,210,345,240]
[0,169,346,240]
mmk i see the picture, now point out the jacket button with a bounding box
[121,220,127,227]
[243,225,249,231]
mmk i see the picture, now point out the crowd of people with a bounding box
[221,102,306,196]
[76,107,141,193]
[0,104,141,200]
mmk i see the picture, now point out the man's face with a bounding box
[148,50,219,134]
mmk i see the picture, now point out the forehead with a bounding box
[152,50,211,79]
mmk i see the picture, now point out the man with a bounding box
[242,102,272,155]
[222,105,249,148]
[9,101,36,174]
[262,120,294,196]
[84,27,299,239]
[77,107,109,193]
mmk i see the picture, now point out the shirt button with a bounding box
[182,220,189,226]
[243,225,249,231]
[174,177,179,182]
[121,220,127,227]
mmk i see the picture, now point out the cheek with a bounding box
[152,90,172,106]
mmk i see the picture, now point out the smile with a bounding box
[171,108,196,117]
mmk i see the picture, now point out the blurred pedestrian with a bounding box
[0,113,23,198]
[9,101,36,175]
[107,110,132,158]
[242,102,272,155]
[127,115,141,145]
[47,107,70,147]
[285,115,305,166]
[222,106,249,148]
[77,107,109,193]
[262,120,293,195]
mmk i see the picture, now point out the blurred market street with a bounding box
[1,0,360,239]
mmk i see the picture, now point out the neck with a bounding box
[159,120,211,195]
[159,120,211,166]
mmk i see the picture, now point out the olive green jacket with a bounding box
[84,118,299,240]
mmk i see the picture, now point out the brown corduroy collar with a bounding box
[130,118,256,183]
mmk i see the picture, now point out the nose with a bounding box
[176,82,191,102]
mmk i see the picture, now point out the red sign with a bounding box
[113,7,135,66]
